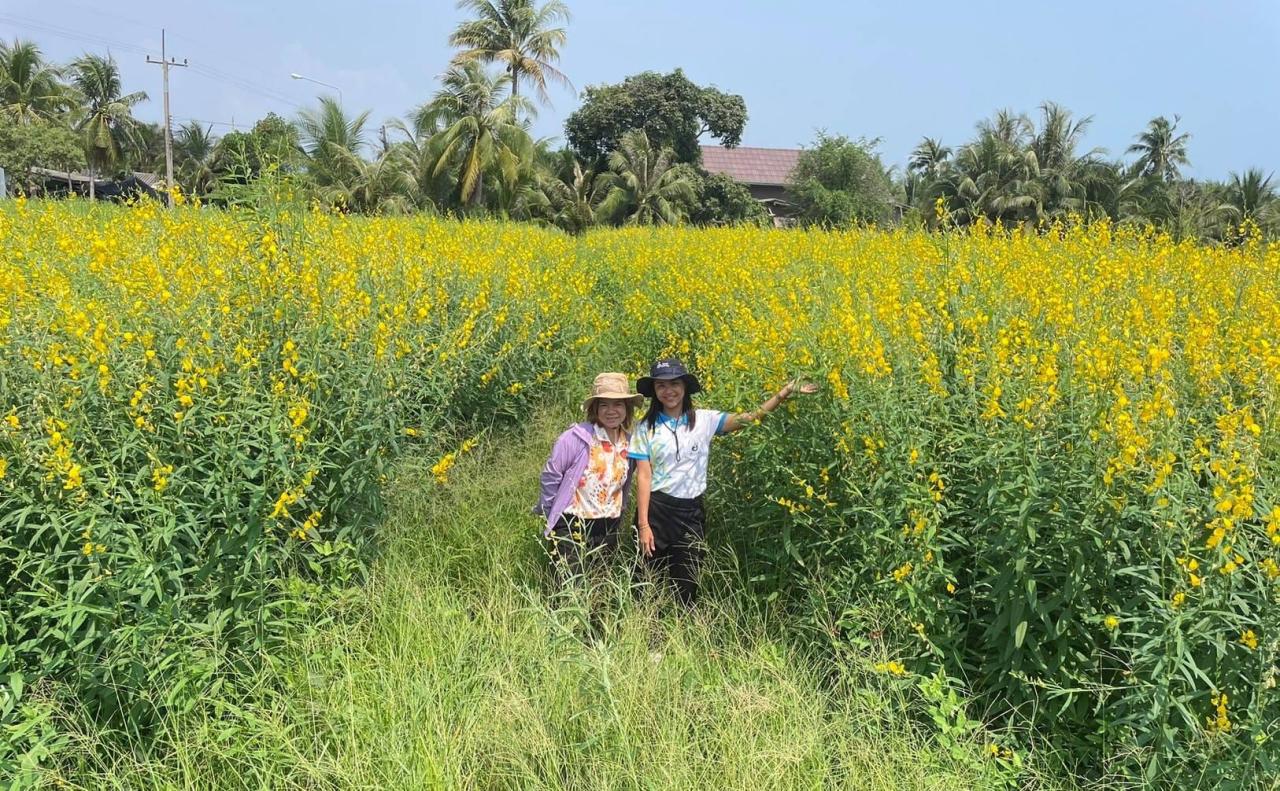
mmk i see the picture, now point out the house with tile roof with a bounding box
[700,144,801,225]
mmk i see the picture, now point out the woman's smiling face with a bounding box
[594,398,628,430]
[654,378,686,410]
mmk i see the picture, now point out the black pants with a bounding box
[548,514,619,585]
[637,491,706,607]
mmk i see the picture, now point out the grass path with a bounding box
[67,414,1026,790]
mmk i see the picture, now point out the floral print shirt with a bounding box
[565,423,630,520]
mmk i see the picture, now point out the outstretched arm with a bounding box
[722,379,819,433]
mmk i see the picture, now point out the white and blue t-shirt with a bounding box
[629,409,728,499]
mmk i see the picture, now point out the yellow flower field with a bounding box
[1,199,1277,778]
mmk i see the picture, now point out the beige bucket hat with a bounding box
[582,372,645,412]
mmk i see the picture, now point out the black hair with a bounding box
[642,391,696,432]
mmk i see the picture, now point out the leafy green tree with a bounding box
[0,39,73,123]
[564,69,746,164]
[449,0,570,104]
[1127,116,1191,183]
[0,114,85,194]
[417,61,533,208]
[596,129,696,225]
[687,170,768,226]
[788,132,895,227]
[68,53,147,198]
[213,112,302,186]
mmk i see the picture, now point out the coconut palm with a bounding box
[449,0,571,104]
[0,39,73,123]
[946,121,1040,226]
[68,53,148,198]
[295,96,371,191]
[320,145,414,214]
[418,61,533,208]
[174,121,219,197]
[1220,168,1276,223]
[1030,102,1106,218]
[1127,116,1191,183]
[907,137,951,180]
[596,129,696,226]
[550,158,607,232]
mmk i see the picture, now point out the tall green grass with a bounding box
[42,412,1044,790]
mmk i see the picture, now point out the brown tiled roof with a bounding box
[700,145,801,187]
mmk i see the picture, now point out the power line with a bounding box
[0,12,150,55]
[186,63,302,109]
[172,116,249,131]
[0,13,303,111]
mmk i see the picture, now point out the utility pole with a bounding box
[146,29,187,206]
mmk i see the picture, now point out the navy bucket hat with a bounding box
[637,357,702,398]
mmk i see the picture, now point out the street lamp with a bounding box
[290,72,343,106]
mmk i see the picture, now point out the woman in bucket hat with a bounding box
[534,372,646,586]
[631,358,817,607]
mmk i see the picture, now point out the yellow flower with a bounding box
[431,452,457,484]
[1240,630,1258,650]
[152,463,174,492]
[874,660,907,676]
[1104,615,1120,630]
[1170,592,1186,609]
[1207,692,1232,733]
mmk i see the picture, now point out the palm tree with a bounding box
[418,61,533,208]
[173,121,219,197]
[0,39,73,123]
[1127,116,1191,183]
[596,129,696,226]
[908,137,951,180]
[979,109,1033,149]
[906,137,952,219]
[1220,168,1277,232]
[550,158,607,232]
[1029,102,1106,218]
[449,0,571,104]
[946,118,1040,226]
[68,53,148,198]
[321,145,415,214]
[295,96,371,191]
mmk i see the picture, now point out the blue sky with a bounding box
[3,0,1277,179]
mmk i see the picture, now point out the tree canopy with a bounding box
[788,133,896,227]
[564,69,745,165]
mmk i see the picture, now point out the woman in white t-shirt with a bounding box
[630,358,817,606]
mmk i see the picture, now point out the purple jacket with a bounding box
[533,422,636,536]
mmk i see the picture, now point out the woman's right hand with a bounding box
[637,524,655,557]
